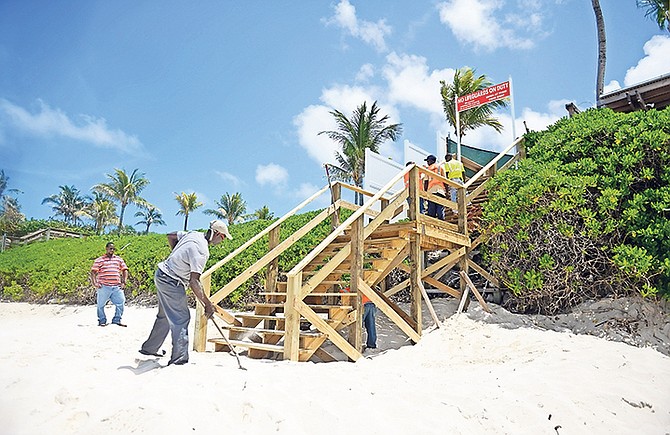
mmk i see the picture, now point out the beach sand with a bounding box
[1,300,668,434]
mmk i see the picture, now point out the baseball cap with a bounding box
[209,220,232,240]
[424,154,437,162]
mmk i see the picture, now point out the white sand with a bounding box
[1,301,668,434]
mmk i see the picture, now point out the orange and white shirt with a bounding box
[424,163,446,195]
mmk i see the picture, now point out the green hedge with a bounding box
[483,107,670,314]
[0,210,337,307]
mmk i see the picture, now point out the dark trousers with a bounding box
[141,269,191,365]
[363,302,377,348]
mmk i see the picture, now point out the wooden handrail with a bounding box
[201,184,330,279]
[464,137,524,189]
[287,164,413,277]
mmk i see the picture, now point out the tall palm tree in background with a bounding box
[135,206,166,234]
[92,168,151,233]
[592,0,606,106]
[637,0,670,31]
[319,101,402,205]
[0,170,24,232]
[82,192,118,235]
[41,185,88,226]
[204,192,247,226]
[175,192,203,230]
[440,67,507,142]
[251,205,275,221]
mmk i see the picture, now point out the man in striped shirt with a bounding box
[90,242,129,327]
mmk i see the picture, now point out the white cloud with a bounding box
[256,163,289,187]
[324,0,392,52]
[623,35,670,87]
[355,63,375,82]
[293,104,340,165]
[0,99,144,155]
[603,80,621,94]
[294,83,404,167]
[293,182,331,208]
[215,171,242,187]
[436,0,545,51]
[383,52,454,115]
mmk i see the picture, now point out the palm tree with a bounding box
[251,205,275,221]
[92,168,151,233]
[592,0,606,106]
[175,192,203,230]
[0,171,23,227]
[440,67,508,142]
[204,192,247,226]
[319,101,402,205]
[637,0,670,31]
[0,171,24,234]
[42,185,88,226]
[135,206,166,234]
[81,192,118,235]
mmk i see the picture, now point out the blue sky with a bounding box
[1,0,668,233]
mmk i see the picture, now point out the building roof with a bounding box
[598,73,670,113]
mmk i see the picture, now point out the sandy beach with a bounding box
[1,300,668,434]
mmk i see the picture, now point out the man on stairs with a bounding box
[443,153,465,214]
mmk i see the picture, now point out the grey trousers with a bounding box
[141,268,191,365]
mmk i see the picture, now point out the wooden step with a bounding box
[221,325,325,338]
[250,303,353,311]
[259,292,354,297]
[207,339,312,359]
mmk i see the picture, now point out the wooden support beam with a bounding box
[387,247,466,297]
[372,242,409,287]
[358,278,421,343]
[417,280,440,327]
[467,259,500,287]
[350,216,364,353]
[266,226,280,297]
[409,229,422,335]
[296,300,362,361]
[459,271,492,313]
[422,276,461,299]
[193,273,211,352]
[283,273,302,361]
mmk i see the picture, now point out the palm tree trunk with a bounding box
[592,0,607,106]
[118,203,126,233]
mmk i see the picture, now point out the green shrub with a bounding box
[0,209,340,307]
[483,107,670,314]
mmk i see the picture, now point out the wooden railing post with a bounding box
[266,225,280,301]
[331,183,341,228]
[193,273,211,352]
[284,272,302,361]
[408,166,420,221]
[408,165,422,337]
[350,215,364,354]
[456,186,470,310]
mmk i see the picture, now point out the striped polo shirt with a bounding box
[91,255,128,286]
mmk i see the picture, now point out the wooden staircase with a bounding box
[194,137,525,362]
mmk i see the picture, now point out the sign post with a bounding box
[455,79,513,161]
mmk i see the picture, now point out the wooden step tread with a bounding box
[251,303,353,310]
[223,325,324,337]
[208,339,311,356]
[259,292,353,297]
